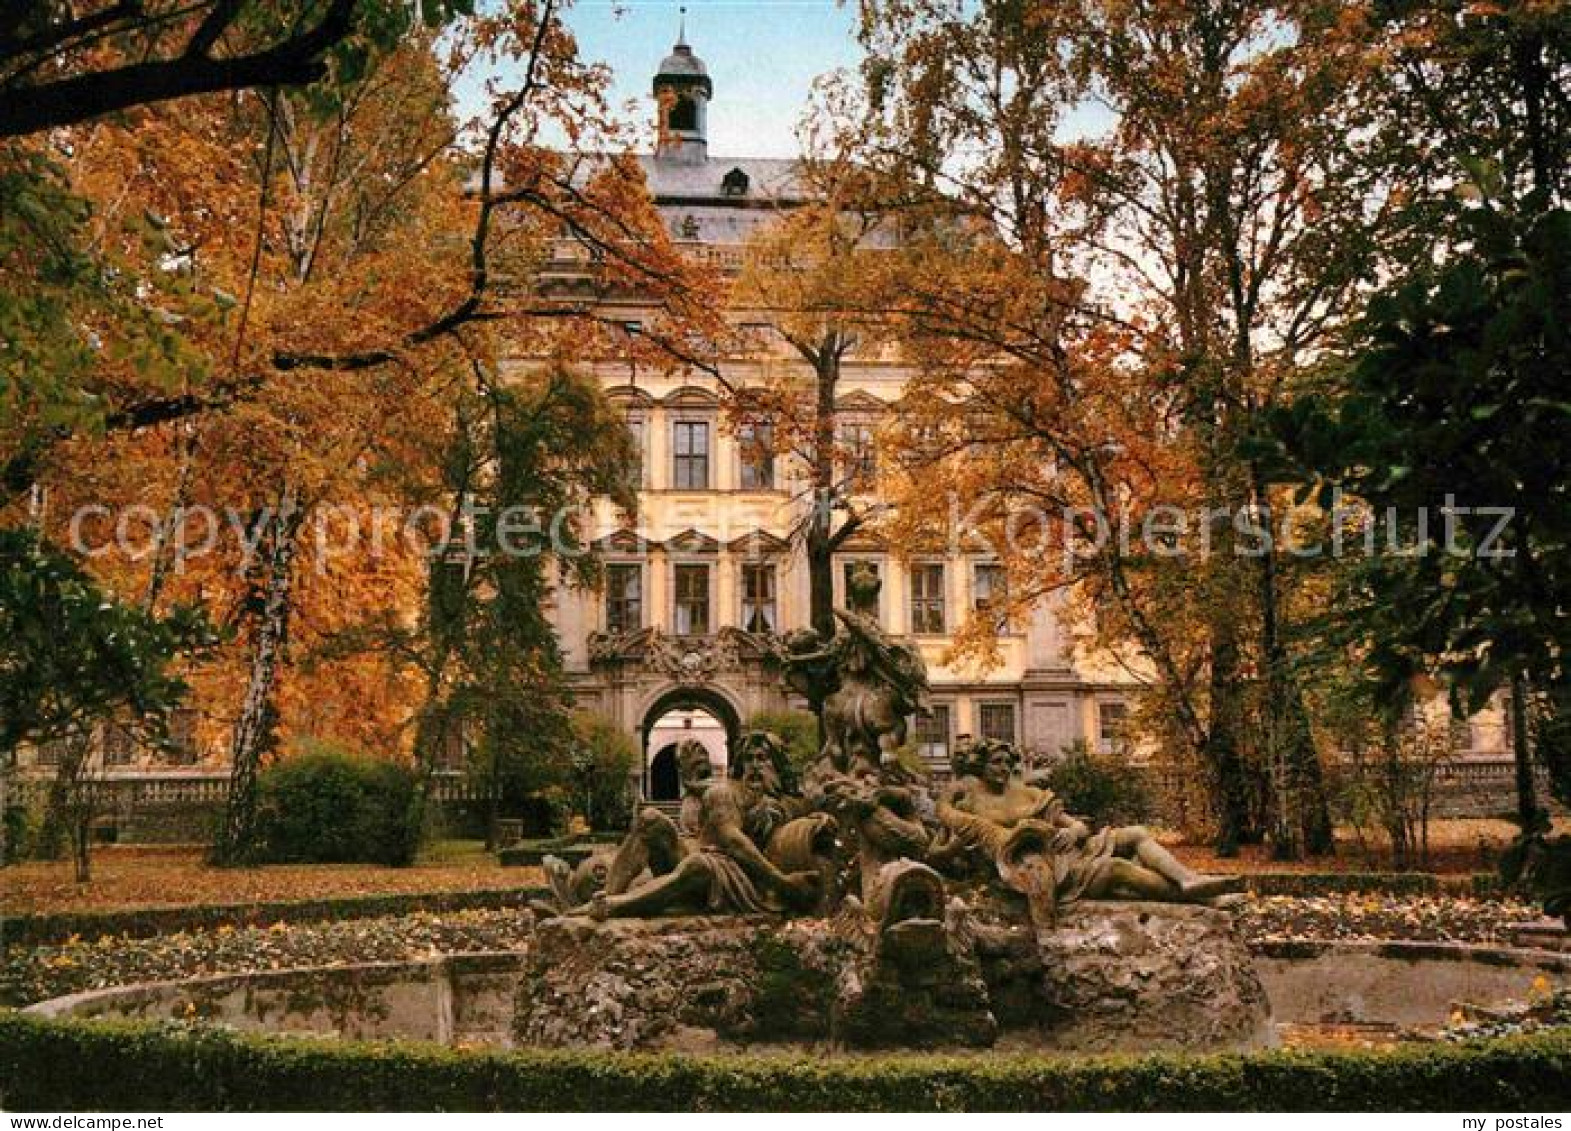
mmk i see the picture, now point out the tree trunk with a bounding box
[1206,612,1255,856]
[1510,673,1545,833]
[213,486,302,866]
[38,732,92,862]
[1249,471,1333,858]
[807,344,840,639]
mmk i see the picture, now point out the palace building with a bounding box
[535,30,1143,801]
[9,31,1526,839]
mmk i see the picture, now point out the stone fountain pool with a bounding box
[25,904,1571,1056]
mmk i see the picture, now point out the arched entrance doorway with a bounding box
[639,686,741,801]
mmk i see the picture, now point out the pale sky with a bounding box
[557,0,863,158]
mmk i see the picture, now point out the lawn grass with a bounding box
[2,840,541,916]
[0,819,1539,917]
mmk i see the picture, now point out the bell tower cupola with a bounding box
[653,13,711,165]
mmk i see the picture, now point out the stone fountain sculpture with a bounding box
[522,563,1266,1052]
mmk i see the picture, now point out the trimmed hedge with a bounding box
[1,1011,1568,1111]
[1,887,547,951]
[256,752,422,866]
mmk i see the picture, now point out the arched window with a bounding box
[668,95,698,132]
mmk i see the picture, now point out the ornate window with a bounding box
[838,420,877,489]
[672,420,710,490]
[972,561,1010,630]
[1098,701,1129,754]
[606,563,643,633]
[738,421,775,489]
[673,563,710,636]
[909,562,946,634]
[669,95,698,132]
[164,708,199,764]
[741,562,777,634]
[103,722,135,766]
[722,167,751,196]
[979,702,1017,745]
[625,414,647,488]
[841,559,882,623]
[916,704,951,765]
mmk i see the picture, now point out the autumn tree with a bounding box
[855,0,1397,855]
[1266,1,1571,865]
[0,0,457,138]
[730,132,902,639]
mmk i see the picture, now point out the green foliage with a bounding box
[1272,204,1571,713]
[1044,742,1152,828]
[405,368,638,832]
[0,528,214,756]
[745,710,819,773]
[3,1011,1570,1111]
[1,801,34,865]
[569,712,637,832]
[255,746,422,867]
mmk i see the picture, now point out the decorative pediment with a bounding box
[665,527,720,555]
[835,528,888,552]
[661,384,720,409]
[834,389,889,414]
[593,528,656,554]
[604,384,655,408]
[587,625,782,680]
[727,528,789,556]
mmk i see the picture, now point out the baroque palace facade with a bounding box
[538,33,1147,801]
[11,32,1524,831]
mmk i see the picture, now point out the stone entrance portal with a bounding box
[639,686,740,800]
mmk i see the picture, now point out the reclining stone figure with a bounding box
[937,738,1242,925]
[548,732,834,919]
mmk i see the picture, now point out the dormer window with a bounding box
[722,167,750,196]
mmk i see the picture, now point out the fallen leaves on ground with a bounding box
[1,844,536,916]
[1238,892,1540,944]
[1,892,1547,1009]
[0,907,539,1007]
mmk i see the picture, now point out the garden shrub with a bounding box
[1,1011,1568,1111]
[255,746,422,867]
[2,801,36,865]
[1044,742,1152,828]
[746,710,819,773]
[569,712,638,832]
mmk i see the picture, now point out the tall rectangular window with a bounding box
[103,723,135,766]
[839,422,877,488]
[909,562,946,634]
[916,704,951,765]
[738,422,775,489]
[842,560,882,622]
[973,562,1006,617]
[979,702,1017,745]
[673,420,710,489]
[605,563,642,633]
[625,415,646,488]
[673,563,710,635]
[1098,701,1129,754]
[741,562,777,634]
[164,708,199,765]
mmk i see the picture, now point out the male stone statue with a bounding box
[557,732,833,919]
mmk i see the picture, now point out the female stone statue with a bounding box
[937,740,1240,920]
